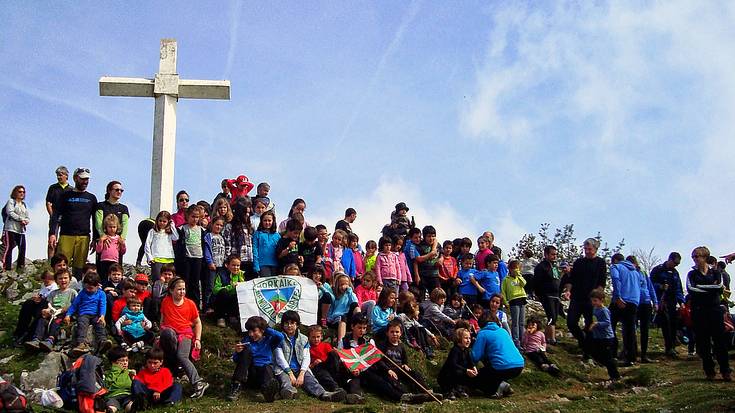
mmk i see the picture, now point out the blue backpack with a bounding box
[56,370,77,409]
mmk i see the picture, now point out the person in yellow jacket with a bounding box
[501,260,527,349]
[212,255,246,328]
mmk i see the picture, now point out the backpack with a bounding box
[0,378,31,412]
[56,370,77,409]
[56,355,107,413]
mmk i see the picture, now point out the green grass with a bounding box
[2,264,734,412]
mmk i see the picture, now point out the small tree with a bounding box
[630,247,661,274]
[511,223,624,265]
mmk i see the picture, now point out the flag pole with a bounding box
[381,352,442,404]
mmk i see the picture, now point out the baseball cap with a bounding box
[74,167,91,179]
[134,273,149,283]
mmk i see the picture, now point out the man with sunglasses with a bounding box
[49,168,98,280]
[45,166,73,259]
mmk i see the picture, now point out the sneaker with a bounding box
[69,343,91,358]
[345,393,365,404]
[548,364,561,376]
[39,338,55,352]
[280,387,298,400]
[723,373,732,382]
[121,342,130,352]
[665,349,678,358]
[445,391,457,401]
[640,356,654,364]
[98,339,113,355]
[263,379,280,403]
[24,339,41,351]
[320,388,346,402]
[501,381,513,396]
[132,341,145,353]
[688,351,696,357]
[457,390,469,398]
[226,382,241,402]
[190,380,209,399]
[217,318,227,328]
[123,399,136,413]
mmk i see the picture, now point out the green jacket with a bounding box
[213,270,246,296]
[501,273,527,304]
[105,364,132,398]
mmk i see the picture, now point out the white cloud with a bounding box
[460,1,735,258]
[308,177,476,245]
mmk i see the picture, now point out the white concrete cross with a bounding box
[99,38,230,217]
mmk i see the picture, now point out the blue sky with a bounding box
[1,1,734,269]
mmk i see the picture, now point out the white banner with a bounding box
[236,275,318,328]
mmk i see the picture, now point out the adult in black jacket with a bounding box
[534,245,560,344]
[562,238,607,357]
[687,246,731,381]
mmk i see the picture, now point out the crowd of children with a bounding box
[4,174,735,411]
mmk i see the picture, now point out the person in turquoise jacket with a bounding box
[252,211,281,277]
[323,272,360,348]
[370,288,397,341]
[471,312,524,398]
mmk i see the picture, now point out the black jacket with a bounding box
[567,256,607,301]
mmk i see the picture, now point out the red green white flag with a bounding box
[336,344,384,373]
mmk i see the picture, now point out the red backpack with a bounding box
[0,377,31,412]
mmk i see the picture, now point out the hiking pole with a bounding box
[381,353,442,404]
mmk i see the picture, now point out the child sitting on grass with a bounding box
[438,327,477,399]
[115,297,153,352]
[324,272,360,348]
[274,311,346,401]
[132,348,183,409]
[226,316,284,402]
[104,346,136,413]
[211,255,245,328]
[377,320,441,403]
[522,317,560,375]
[420,288,456,338]
[398,298,438,360]
[25,269,76,352]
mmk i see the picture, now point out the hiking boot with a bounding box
[191,380,209,399]
[24,339,41,351]
[320,388,346,402]
[345,393,365,404]
[280,387,298,400]
[263,379,280,402]
[69,342,91,358]
[217,318,227,328]
[39,338,55,352]
[226,382,241,402]
[98,339,113,354]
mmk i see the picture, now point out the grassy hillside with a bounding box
[1,263,733,413]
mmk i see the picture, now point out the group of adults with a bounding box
[532,239,732,380]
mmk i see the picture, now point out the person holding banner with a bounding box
[211,255,245,328]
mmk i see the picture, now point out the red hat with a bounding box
[134,273,149,283]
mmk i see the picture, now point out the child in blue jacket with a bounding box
[478,255,502,308]
[64,272,112,357]
[456,254,483,305]
[227,316,284,402]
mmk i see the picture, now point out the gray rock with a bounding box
[5,281,19,300]
[20,352,69,391]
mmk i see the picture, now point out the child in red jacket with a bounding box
[132,348,182,409]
